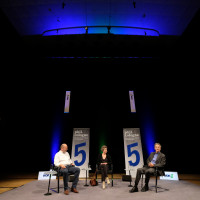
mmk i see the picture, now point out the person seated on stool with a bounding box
[97,145,112,189]
[54,143,80,195]
[129,143,166,193]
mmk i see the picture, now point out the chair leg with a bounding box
[155,174,158,193]
[96,172,98,184]
[57,175,60,193]
[112,174,113,187]
[141,174,143,188]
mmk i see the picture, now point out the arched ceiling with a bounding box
[0,0,199,36]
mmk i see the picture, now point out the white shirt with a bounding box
[54,150,73,167]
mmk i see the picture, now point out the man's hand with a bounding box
[148,162,154,167]
[101,163,107,165]
[60,164,66,169]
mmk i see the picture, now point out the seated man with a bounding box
[130,143,166,193]
[54,143,80,195]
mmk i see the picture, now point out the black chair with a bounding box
[50,164,75,193]
[141,166,165,193]
[95,164,114,186]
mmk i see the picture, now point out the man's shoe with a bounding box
[64,190,69,195]
[129,186,138,193]
[141,185,149,192]
[71,187,79,193]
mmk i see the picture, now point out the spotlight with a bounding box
[142,13,146,18]
[85,26,88,34]
[133,1,136,8]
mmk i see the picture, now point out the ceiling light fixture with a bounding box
[133,1,136,8]
[62,1,66,9]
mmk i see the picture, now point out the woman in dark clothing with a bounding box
[97,145,112,189]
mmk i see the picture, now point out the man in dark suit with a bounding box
[130,143,166,193]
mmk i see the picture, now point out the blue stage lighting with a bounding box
[140,106,156,155]
[142,121,155,155]
[51,125,61,163]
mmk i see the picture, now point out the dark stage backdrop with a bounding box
[0,9,199,175]
[1,56,199,175]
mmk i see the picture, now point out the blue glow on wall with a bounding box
[139,94,156,155]
[51,124,61,164]
[142,120,155,155]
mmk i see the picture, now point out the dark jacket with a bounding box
[97,154,112,166]
[147,152,166,176]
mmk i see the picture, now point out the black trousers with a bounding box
[135,166,156,186]
[100,164,109,181]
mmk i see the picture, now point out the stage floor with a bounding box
[0,173,200,199]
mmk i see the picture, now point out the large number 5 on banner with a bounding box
[127,142,140,166]
[74,142,86,166]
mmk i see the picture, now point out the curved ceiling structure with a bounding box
[0,0,199,36]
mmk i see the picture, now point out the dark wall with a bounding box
[0,9,200,174]
[1,58,199,174]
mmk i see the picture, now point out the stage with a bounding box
[0,174,200,200]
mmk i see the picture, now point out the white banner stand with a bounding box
[123,128,144,178]
[71,128,90,178]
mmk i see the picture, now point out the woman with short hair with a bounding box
[97,145,112,189]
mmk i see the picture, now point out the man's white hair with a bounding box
[154,143,161,147]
